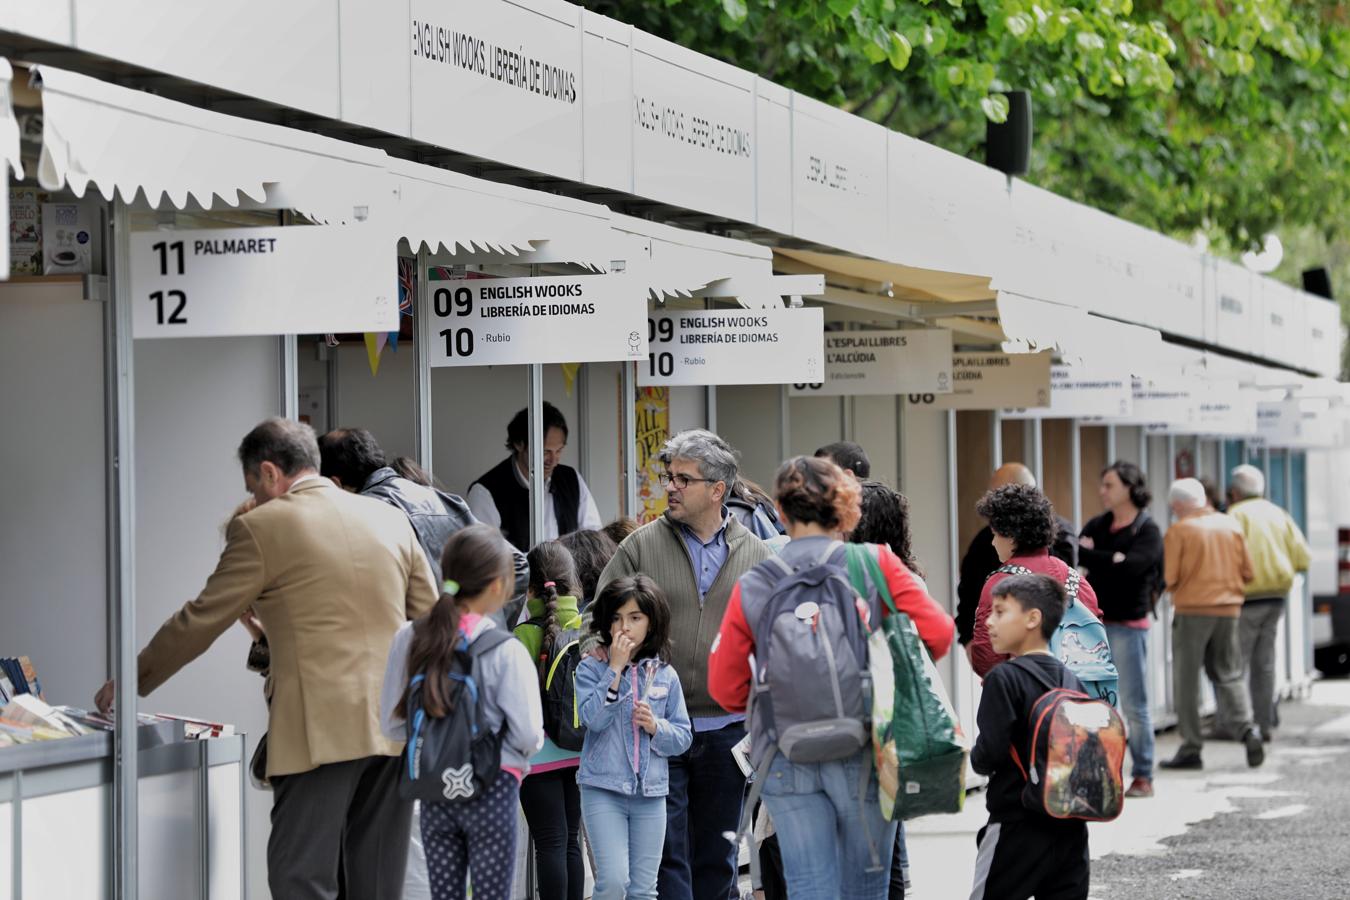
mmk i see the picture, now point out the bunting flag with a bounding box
[364,331,387,376]
[390,257,416,353]
[562,362,581,396]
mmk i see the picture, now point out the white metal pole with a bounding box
[1105,424,1117,464]
[991,410,1004,468]
[621,361,637,518]
[1071,420,1083,528]
[528,364,546,547]
[413,247,434,471]
[1030,418,1044,485]
[107,199,139,900]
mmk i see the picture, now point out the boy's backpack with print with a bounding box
[991,565,1119,708]
[1007,656,1126,822]
[400,628,512,804]
[526,617,587,752]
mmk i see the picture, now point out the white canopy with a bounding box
[32,64,387,225]
[390,157,614,270]
[615,215,822,308]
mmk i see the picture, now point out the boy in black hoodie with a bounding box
[969,574,1090,900]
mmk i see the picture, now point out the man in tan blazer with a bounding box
[96,417,438,900]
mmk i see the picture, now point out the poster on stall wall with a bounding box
[905,351,1052,411]
[639,307,824,387]
[788,328,953,397]
[1003,364,1133,420]
[634,386,670,524]
[427,273,647,367]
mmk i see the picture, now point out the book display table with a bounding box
[0,721,244,899]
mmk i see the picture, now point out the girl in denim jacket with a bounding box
[575,574,692,900]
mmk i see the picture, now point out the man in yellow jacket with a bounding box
[1222,464,1311,741]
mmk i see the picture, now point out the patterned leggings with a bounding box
[419,769,521,900]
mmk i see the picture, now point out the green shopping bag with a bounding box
[845,543,968,820]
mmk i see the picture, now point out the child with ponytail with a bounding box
[513,541,587,900]
[576,575,692,900]
[380,524,543,900]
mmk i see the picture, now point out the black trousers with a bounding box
[519,767,584,900]
[268,754,412,900]
[969,816,1089,900]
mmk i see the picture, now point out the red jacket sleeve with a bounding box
[707,582,755,714]
[876,545,955,661]
[970,573,1008,678]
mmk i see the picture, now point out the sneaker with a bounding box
[1244,728,1265,767]
[1125,777,1154,798]
[1159,752,1203,770]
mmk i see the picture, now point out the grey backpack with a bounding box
[734,540,883,879]
[741,539,875,765]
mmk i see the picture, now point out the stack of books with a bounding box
[0,655,42,703]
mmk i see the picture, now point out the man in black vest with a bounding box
[467,402,602,551]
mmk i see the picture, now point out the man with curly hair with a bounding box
[969,483,1102,678]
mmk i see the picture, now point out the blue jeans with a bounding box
[1105,623,1155,779]
[761,750,897,900]
[580,786,667,900]
[659,722,747,900]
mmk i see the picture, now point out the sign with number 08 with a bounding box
[129,225,394,339]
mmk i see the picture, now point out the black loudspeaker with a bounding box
[986,91,1033,176]
[1303,267,1334,300]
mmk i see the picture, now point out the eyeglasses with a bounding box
[658,472,716,490]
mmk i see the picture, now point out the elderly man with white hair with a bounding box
[1216,464,1312,741]
[1160,478,1265,770]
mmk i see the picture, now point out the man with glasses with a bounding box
[596,429,771,900]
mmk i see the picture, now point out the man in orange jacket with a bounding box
[1161,478,1264,771]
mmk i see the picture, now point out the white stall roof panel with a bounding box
[887,130,1005,280]
[389,157,613,269]
[1210,259,1257,355]
[790,93,889,260]
[32,65,387,225]
[1303,293,1342,378]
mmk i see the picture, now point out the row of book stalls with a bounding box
[0,8,1345,897]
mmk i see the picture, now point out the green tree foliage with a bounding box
[583,0,1350,259]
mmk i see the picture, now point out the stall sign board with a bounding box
[1004,364,1133,419]
[1254,399,1339,449]
[788,328,952,397]
[129,225,394,339]
[1130,377,1194,426]
[639,306,824,386]
[906,352,1051,411]
[427,274,645,367]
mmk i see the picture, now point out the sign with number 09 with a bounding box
[639,307,824,386]
[129,225,394,339]
[426,274,646,367]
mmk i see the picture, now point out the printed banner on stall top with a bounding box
[905,351,1052,411]
[129,225,394,339]
[426,273,646,367]
[788,328,953,397]
[638,307,824,387]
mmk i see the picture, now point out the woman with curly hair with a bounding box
[969,483,1102,678]
[708,456,953,900]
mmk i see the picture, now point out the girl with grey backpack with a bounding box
[708,457,955,900]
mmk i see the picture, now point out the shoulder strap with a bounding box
[466,628,513,658]
[990,564,1034,579]
[1007,655,1066,695]
[1063,569,1081,606]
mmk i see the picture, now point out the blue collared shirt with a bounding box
[679,508,731,606]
